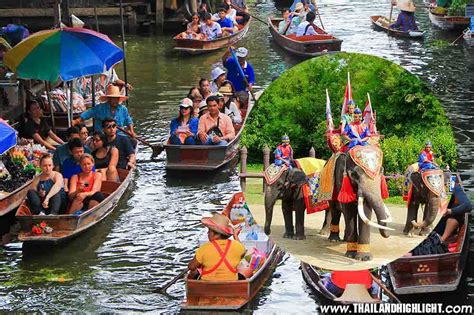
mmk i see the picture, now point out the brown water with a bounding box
[0,0,473,312]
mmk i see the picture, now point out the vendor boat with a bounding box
[428,8,470,30]
[268,17,342,57]
[181,192,283,311]
[370,15,425,39]
[173,18,251,55]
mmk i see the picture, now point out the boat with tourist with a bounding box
[268,17,342,57]
[370,15,424,38]
[173,18,252,55]
[181,192,283,310]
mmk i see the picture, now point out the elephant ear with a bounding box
[290,169,307,186]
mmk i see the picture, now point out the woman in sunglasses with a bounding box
[91,131,119,181]
[170,98,199,145]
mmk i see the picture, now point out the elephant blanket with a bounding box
[349,145,383,179]
[317,153,339,201]
[294,158,330,214]
[421,169,445,197]
[264,164,288,185]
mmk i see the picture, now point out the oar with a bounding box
[117,126,164,158]
[228,47,257,102]
[450,30,467,46]
[313,0,325,30]
[154,269,188,294]
[388,2,394,34]
[229,3,267,25]
[370,273,402,304]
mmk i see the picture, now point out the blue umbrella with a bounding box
[0,119,17,155]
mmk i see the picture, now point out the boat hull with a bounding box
[370,15,425,39]
[0,178,35,217]
[428,10,470,30]
[268,17,342,57]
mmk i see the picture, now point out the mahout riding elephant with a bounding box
[264,167,307,240]
[332,145,394,261]
[403,169,446,236]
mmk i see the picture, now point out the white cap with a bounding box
[235,47,248,58]
[211,67,226,81]
[179,98,193,108]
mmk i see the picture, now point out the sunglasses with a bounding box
[180,106,191,110]
[105,124,116,129]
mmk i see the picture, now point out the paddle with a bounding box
[313,0,325,30]
[117,126,164,158]
[154,269,188,294]
[229,3,267,25]
[228,47,257,102]
[388,2,394,35]
[370,273,402,304]
[450,30,467,46]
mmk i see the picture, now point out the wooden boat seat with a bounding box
[447,224,466,253]
[101,181,120,194]
[286,34,335,41]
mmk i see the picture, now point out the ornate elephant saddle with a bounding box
[421,169,445,197]
[349,145,383,179]
[264,164,288,185]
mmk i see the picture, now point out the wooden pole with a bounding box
[45,81,56,133]
[309,147,315,158]
[94,6,100,32]
[240,146,248,192]
[388,2,394,35]
[156,0,164,33]
[119,0,130,107]
[54,0,61,26]
[68,81,73,127]
[91,76,96,131]
[263,145,270,192]
[313,0,325,30]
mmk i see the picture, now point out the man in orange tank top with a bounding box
[188,213,246,281]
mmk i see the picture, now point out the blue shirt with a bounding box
[80,103,133,134]
[170,117,199,136]
[53,143,91,172]
[217,17,234,32]
[62,158,96,180]
[224,58,256,92]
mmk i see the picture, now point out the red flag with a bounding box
[326,89,334,131]
[363,93,376,133]
[340,72,352,122]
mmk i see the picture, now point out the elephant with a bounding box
[403,171,445,236]
[264,167,307,240]
[331,147,394,261]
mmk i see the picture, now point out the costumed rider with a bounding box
[418,141,438,171]
[274,134,294,168]
[341,100,356,130]
[342,108,370,150]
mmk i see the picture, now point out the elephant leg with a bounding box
[356,200,373,261]
[294,197,306,240]
[344,202,358,258]
[320,207,331,236]
[419,205,432,236]
[282,199,295,239]
[404,201,419,236]
[328,201,342,242]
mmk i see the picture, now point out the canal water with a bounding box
[0,0,473,312]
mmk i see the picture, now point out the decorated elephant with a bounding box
[403,167,447,236]
[319,145,394,261]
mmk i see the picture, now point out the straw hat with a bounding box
[198,101,208,114]
[211,67,226,81]
[201,212,233,236]
[397,0,416,13]
[218,85,233,96]
[334,284,379,303]
[99,85,128,103]
[295,2,304,12]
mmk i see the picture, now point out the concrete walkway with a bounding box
[249,204,441,270]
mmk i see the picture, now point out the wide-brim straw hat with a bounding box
[295,2,304,12]
[201,212,233,237]
[397,0,416,13]
[218,85,233,96]
[99,85,128,103]
[333,284,379,303]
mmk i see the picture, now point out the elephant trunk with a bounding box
[264,186,278,235]
[411,196,440,229]
[357,197,394,232]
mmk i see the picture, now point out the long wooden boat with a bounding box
[15,167,134,245]
[370,15,425,39]
[428,8,470,30]
[173,18,251,55]
[165,106,251,171]
[268,17,342,57]
[301,262,382,304]
[0,178,35,217]
[387,212,470,295]
[181,192,283,310]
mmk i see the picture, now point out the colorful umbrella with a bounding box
[3,27,124,82]
[0,119,17,155]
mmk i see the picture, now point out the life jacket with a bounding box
[201,240,238,276]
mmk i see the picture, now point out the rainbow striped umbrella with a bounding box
[4,27,124,82]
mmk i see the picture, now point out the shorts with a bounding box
[83,192,105,210]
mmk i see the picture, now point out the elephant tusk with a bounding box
[357,197,394,231]
[411,220,425,228]
[380,204,393,223]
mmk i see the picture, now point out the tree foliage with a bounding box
[242,53,457,174]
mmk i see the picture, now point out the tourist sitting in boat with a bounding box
[170,98,199,145]
[210,66,227,94]
[27,154,67,215]
[296,11,324,37]
[287,2,306,35]
[53,127,92,172]
[229,0,250,25]
[22,100,65,151]
[320,270,376,297]
[201,12,223,40]
[278,9,292,34]
[219,86,242,124]
[418,141,438,170]
[74,85,135,137]
[68,154,104,214]
[91,132,120,181]
[435,182,472,243]
[214,3,238,25]
[222,47,255,93]
[198,101,209,118]
[61,138,94,191]
[77,124,92,149]
[199,78,213,100]
[197,95,236,145]
[102,118,136,170]
[389,0,419,32]
[177,13,204,39]
[341,100,356,130]
[188,212,246,281]
[198,2,211,22]
[274,135,294,167]
[342,108,371,149]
